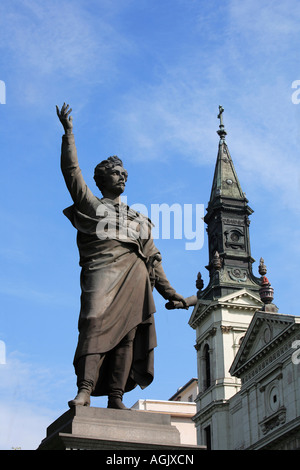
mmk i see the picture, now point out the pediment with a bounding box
[188,299,211,328]
[219,289,262,308]
[230,311,299,377]
[189,289,262,328]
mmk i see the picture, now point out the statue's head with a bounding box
[94,156,128,197]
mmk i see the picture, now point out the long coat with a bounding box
[61,134,176,395]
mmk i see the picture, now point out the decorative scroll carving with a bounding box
[220,325,233,334]
[228,268,247,282]
[259,407,286,435]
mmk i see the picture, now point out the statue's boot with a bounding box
[69,354,104,408]
[68,389,90,407]
[107,394,129,410]
[68,380,93,408]
[107,327,137,411]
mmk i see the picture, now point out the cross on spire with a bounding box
[218,105,224,126]
[217,105,227,140]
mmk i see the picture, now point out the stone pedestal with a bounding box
[37,406,204,450]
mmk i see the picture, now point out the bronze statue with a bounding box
[56,103,187,410]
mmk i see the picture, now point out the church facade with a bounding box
[189,108,300,450]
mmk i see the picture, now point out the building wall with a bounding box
[131,399,197,446]
[191,291,261,449]
[228,321,300,449]
[169,378,198,403]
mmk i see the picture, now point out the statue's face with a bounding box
[102,165,127,196]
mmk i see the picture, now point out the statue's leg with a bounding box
[107,327,137,410]
[68,353,103,407]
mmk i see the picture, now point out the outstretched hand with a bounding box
[165,294,198,310]
[56,103,73,134]
[166,293,189,310]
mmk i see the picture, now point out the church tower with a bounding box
[189,107,263,449]
[203,105,261,299]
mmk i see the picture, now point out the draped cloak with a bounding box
[61,134,177,396]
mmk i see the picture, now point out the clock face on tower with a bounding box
[224,228,245,250]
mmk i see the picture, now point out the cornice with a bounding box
[194,327,217,350]
[192,399,230,423]
[194,323,247,350]
[236,328,300,385]
[189,294,260,329]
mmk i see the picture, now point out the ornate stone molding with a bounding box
[194,327,217,350]
[190,296,261,329]
[240,332,300,385]
[258,373,283,392]
[259,407,286,435]
[228,268,248,283]
[220,325,233,334]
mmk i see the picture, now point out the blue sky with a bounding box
[0,0,300,449]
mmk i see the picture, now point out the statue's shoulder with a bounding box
[122,203,153,226]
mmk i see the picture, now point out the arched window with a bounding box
[204,344,211,389]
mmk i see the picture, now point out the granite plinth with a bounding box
[37,406,204,450]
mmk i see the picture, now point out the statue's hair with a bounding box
[94,156,128,191]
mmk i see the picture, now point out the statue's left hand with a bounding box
[166,293,188,310]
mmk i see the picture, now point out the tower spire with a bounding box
[189,109,268,451]
[209,107,245,205]
[200,106,261,300]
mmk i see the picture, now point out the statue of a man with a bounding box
[56,103,187,410]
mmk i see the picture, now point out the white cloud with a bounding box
[229,0,300,46]
[111,0,300,213]
[0,282,78,308]
[114,76,218,162]
[0,352,72,449]
[0,0,134,106]
[0,402,57,450]
[114,72,300,212]
[0,0,119,77]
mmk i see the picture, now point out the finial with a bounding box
[212,251,222,271]
[196,272,204,291]
[258,257,267,276]
[196,272,205,299]
[258,258,278,312]
[259,276,274,306]
[217,105,227,141]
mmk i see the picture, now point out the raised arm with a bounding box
[56,103,98,215]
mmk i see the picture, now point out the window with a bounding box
[204,344,211,389]
[269,385,280,413]
[204,425,212,450]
